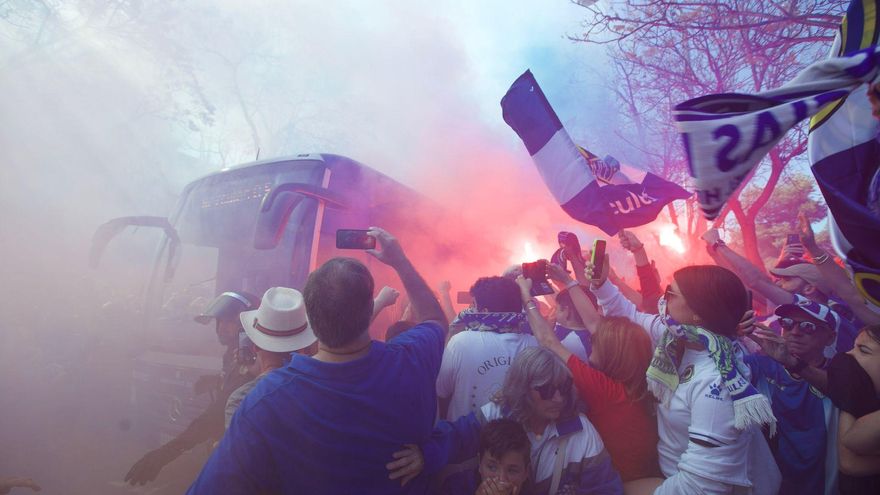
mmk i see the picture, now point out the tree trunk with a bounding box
[729,198,765,273]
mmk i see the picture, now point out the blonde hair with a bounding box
[592,316,654,405]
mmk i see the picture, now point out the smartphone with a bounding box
[786,234,801,246]
[522,260,555,296]
[336,229,376,249]
[456,291,474,305]
[590,239,606,280]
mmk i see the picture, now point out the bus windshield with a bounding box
[145,158,327,352]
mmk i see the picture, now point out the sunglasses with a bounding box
[664,284,683,299]
[779,318,826,335]
[533,378,572,400]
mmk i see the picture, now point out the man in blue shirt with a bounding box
[746,299,841,495]
[187,227,448,495]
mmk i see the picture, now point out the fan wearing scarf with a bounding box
[589,263,779,494]
[437,276,539,422]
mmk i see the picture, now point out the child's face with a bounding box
[478,450,528,490]
[848,331,880,395]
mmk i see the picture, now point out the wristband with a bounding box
[525,302,538,312]
[784,357,808,374]
[564,279,579,290]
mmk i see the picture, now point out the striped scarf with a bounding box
[451,308,528,334]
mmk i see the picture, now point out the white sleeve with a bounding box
[592,280,666,345]
[436,332,463,399]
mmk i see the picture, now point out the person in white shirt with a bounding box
[552,286,595,363]
[585,261,780,495]
[438,276,538,421]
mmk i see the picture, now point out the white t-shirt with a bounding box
[656,348,752,486]
[437,331,537,421]
[556,325,591,363]
[592,280,767,490]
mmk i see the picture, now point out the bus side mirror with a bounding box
[254,183,348,250]
[89,216,181,281]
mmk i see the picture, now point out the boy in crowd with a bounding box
[440,418,531,495]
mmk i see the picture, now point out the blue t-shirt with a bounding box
[745,355,837,495]
[187,322,445,495]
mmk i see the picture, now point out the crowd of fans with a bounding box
[92,214,876,495]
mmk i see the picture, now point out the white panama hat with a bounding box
[240,287,317,353]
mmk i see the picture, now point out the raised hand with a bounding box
[701,228,722,246]
[365,227,408,268]
[584,253,610,289]
[476,477,516,495]
[737,310,756,338]
[797,212,819,251]
[375,286,400,309]
[748,323,797,368]
[515,275,533,304]
[618,229,644,253]
[547,261,575,285]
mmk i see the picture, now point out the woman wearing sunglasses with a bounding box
[586,260,779,495]
[420,345,624,495]
[515,268,662,494]
[475,346,624,494]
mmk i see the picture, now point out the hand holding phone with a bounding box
[336,229,377,249]
[590,240,606,280]
[522,260,554,296]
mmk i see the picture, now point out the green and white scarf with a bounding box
[647,311,776,434]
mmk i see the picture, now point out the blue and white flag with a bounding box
[672,0,880,309]
[674,46,880,220]
[810,0,880,310]
[501,70,690,236]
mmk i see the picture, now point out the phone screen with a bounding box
[522,260,554,296]
[591,240,606,280]
[336,229,376,250]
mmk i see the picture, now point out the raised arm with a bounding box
[546,262,600,332]
[371,286,400,323]
[586,258,665,344]
[436,280,458,324]
[619,229,662,312]
[367,227,447,329]
[515,275,572,362]
[701,229,793,307]
[747,324,828,393]
[797,213,880,325]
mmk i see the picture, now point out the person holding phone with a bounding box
[516,269,663,492]
[587,262,780,494]
[188,227,449,494]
